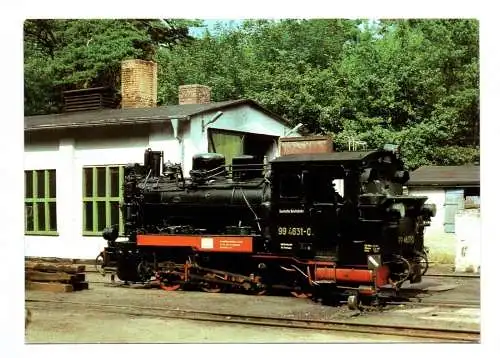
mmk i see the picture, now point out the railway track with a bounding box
[425,273,480,279]
[26,298,479,342]
[389,299,480,309]
[84,280,480,312]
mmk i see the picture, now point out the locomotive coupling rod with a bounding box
[194,265,256,282]
[188,274,263,289]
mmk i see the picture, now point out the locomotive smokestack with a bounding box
[144,148,163,177]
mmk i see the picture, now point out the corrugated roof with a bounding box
[24,99,289,131]
[408,165,480,187]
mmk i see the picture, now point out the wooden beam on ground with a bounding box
[25,271,86,283]
[26,282,74,293]
[25,262,85,274]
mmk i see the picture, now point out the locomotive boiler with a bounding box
[98,145,435,308]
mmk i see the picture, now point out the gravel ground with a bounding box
[25,305,433,343]
[24,270,480,343]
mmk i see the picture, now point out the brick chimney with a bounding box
[178,84,211,105]
[121,59,157,109]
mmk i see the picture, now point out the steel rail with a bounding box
[425,273,480,279]
[25,298,479,342]
[388,299,480,309]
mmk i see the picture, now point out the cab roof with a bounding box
[271,150,393,165]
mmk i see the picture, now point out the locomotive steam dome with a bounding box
[192,153,226,171]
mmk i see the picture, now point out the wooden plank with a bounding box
[25,257,75,263]
[25,262,85,274]
[27,281,74,293]
[64,93,104,100]
[65,98,103,105]
[25,271,85,283]
[65,106,103,112]
[65,102,103,109]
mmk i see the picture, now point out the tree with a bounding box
[334,19,479,168]
[24,19,199,115]
[25,19,479,168]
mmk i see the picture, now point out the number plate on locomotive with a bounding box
[277,227,312,236]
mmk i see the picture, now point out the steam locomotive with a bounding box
[98,145,435,308]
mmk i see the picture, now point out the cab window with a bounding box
[279,173,301,198]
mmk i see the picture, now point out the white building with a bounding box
[407,165,480,263]
[24,60,299,260]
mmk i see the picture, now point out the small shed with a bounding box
[408,165,480,233]
[407,165,480,264]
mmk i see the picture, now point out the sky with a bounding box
[189,19,244,38]
[188,19,380,38]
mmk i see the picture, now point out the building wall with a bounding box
[24,125,176,259]
[186,106,295,174]
[408,187,456,263]
[24,105,295,259]
[454,209,480,273]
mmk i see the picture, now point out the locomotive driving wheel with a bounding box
[157,272,182,291]
[159,281,181,291]
[200,273,223,293]
[290,281,312,298]
[291,290,313,299]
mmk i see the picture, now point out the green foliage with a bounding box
[333,19,479,168]
[24,19,479,169]
[24,19,198,115]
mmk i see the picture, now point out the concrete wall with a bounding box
[408,187,456,263]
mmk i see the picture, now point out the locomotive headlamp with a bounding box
[422,203,437,218]
[389,203,406,218]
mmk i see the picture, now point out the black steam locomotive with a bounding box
[98,145,435,308]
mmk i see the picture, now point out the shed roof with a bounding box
[24,99,289,131]
[407,165,480,187]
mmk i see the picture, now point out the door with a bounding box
[444,189,464,233]
[208,129,244,165]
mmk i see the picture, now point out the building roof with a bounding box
[24,99,289,131]
[407,165,480,187]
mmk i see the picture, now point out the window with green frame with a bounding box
[82,166,125,236]
[25,169,57,235]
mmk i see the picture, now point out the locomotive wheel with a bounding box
[95,253,106,276]
[417,252,429,276]
[159,283,181,291]
[291,291,313,299]
[200,273,223,293]
[347,295,359,310]
[158,272,182,291]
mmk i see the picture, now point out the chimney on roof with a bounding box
[121,59,157,109]
[179,84,211,105]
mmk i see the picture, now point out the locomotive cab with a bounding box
[270,149,434,284]
[269,159,347,259]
